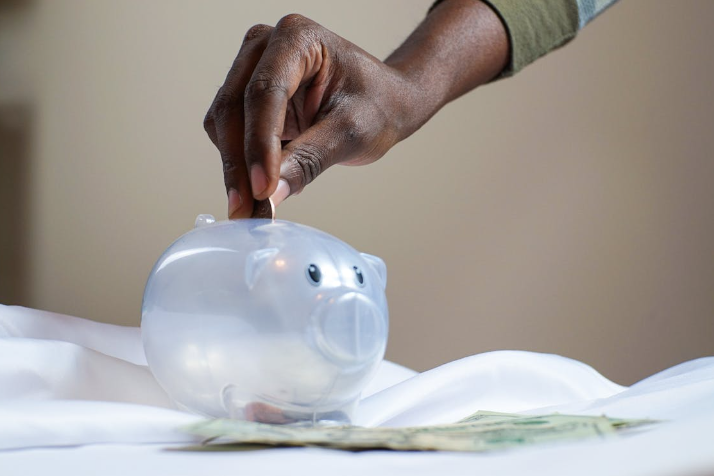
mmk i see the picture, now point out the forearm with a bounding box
[385,0,509,138]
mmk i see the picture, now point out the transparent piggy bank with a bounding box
[141,215,388,425]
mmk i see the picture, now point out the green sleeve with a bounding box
[429,0,581,77]
[483,0,579,76]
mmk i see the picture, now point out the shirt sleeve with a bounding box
[430,0,620,77]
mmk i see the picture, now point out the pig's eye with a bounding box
[306,264,322,286]
[353,266,365,286]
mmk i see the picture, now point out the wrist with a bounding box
[384,60,449,142]
[384,0,509,140]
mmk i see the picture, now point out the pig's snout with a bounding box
[311,292,386,365]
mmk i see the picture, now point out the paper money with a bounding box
[180,411,657,453]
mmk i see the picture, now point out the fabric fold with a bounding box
[1,304,713,456]
[355,350,624,427]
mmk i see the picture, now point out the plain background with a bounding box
[1,0,712,385]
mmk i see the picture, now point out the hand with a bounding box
[204,3,508,219]
[204,14,419,219]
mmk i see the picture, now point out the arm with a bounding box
[203,0,619,218]
[383,0,510,140]
[204,0,509,218]
[464,0,619,75]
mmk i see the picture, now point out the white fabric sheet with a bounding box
[1,304,713,476]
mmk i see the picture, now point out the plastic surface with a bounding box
[141,216,389,425]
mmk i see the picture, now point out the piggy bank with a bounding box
[141,215,388,425]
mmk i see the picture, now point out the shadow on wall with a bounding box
[0,104,31,305]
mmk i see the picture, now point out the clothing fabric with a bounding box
[1,304,714,476]
[430,0,620,75]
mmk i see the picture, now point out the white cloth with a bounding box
[1,304,713,476]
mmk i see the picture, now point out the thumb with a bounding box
[273,116,356,205]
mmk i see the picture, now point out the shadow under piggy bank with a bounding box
[141,215,389,426]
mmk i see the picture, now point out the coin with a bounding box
[251,198,276,220]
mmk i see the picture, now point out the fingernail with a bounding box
[227,188,242,218]
[250,164,268,198]
[270,179,290,207]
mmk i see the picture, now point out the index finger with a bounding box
[243,14,327,200]
[207,24,273,218]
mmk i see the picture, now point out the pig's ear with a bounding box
[245,248,279,289]
[360,253,387,290]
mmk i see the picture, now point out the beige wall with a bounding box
[3,0,713,384]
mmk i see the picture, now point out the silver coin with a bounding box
[251,198,276,220]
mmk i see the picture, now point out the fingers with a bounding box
[204,24,273,218]
[207,15,384,214]
[216,115,252,219]
[243,14,327,200]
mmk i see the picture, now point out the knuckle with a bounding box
[221,153,244,183]
[202,111,214,134]
[275,14,319,46]
[212,87,241,118]
[276,13,306,31]
[213,91,232,110]
[291,145,324,187]
[222,159,240,175]
[243,23,272,43]
[244,76,287,103]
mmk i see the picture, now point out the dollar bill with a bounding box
[180,411,657,453]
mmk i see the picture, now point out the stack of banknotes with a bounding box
[182,411,655,452]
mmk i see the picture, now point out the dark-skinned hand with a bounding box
[204,2,509,218]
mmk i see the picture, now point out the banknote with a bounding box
[456,410,654,429]
[180,411,657,453]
